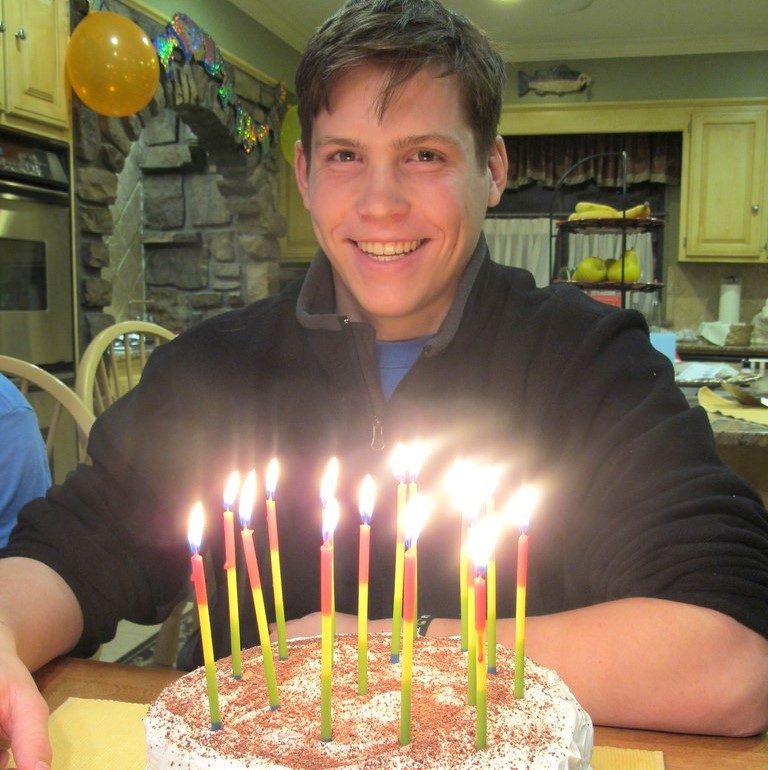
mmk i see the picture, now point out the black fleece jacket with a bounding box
[4,239,768,668]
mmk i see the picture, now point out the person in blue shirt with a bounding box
[0,374,50,547]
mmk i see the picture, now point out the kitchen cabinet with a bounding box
[278,155,317,262]
[0,0,70,136]
[681,107,767,261]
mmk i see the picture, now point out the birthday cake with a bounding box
[145,633,593,769]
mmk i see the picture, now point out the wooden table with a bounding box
[33,657,768,770]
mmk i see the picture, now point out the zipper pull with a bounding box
[370,416,385,451]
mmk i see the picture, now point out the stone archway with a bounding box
[70,7,287,353]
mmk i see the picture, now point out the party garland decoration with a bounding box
[154,14,285,155]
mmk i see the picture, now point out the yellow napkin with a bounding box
[9,698,148,770]
[698,385,768,427]
[591,745,665,770]
[10,698,665,770]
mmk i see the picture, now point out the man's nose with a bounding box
[355,164,409,219]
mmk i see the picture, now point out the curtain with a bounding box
[483,217,551,287]
[504,133,682,190]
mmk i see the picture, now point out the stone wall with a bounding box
[70,1,287,352]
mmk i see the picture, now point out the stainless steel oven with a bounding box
[0,128,73,367]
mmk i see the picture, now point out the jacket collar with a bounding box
[295,234,491,355]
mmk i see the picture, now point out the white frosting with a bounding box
[145,634,593,770]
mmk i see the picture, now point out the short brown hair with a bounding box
[294,0,505,166]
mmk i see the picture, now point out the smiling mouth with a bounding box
[356,240,423,261]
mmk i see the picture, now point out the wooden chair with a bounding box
[0,355,94,469]
[75,321,176,416]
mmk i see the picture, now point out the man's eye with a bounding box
[415,150,438,162]
[332,150,357,162]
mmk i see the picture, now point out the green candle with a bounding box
[239,470,279,709]
[187,503,221,731]
[391,443,407,662]
[320,487,339,742]
[223,471,242,679]
[358,475,375,695]
[475,572,488,749]
[265,458,288,660]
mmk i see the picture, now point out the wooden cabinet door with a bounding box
[685,109,766,259]
[2,0,69,130]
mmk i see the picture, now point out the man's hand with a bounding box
[274,613,391,642]
[0,648,51,770]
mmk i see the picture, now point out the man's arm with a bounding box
[0,557,83,770]
[430,597,768,737]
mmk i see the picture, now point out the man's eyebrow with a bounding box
[314,136,364,149]
[394,134,463,151]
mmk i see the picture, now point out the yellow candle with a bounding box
[320,497,339,742]
[357,474,375,695]
[187,503,221,730]
[239,470,279,709]
[407,441,425,640]
[265,458,288,660]
[504,485,539,699]
[391,443,407,663]
[222,471,242,679]
[466,545,476,706]
[399,495,430,746]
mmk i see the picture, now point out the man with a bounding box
[1,2,767,768]
[0,374,50,548]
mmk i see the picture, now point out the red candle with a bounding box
[222,471,242,679]
[265,458,288,660]
[321,458,339,639]
[238,470,279,709]
[187,503,221,730]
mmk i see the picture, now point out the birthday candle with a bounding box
[222,471,242,679]
[399,495,430,746]
[505,485,538,699]
[239,470,279,709]
[514,520,529,699]
[321,496,339,742]
[187,502,221,730]
[466,536,476,706]
[390,443,407,663]
[481,467,500,675]
[468,518,496,750]
[358,474,375,695]
[321,458,339,640]
[407,442,426,639]
[265,458,288,660]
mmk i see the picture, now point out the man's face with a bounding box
[295,64,507,341]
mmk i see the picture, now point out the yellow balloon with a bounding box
[280,105,301,166]
[66,11,159,117]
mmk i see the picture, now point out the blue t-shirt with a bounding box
[376,336,434,399]
[0,374,51,547]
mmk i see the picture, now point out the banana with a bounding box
[568,209,621,220]
[574,202,619,214]
[622,202,651,219]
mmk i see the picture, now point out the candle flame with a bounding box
[403,494,430,550]
[238,469,257,528]
[407,440,426,483]
[320,457,339,507]
[505,484,539,532]
[480,465,501,503]
[223,471,240,510]
[266,457,279,499]
[391,443,407,484]
[322,497,340,543]
[468,515,500,574]
[445,459,483,524]
[187,502,205,552]
[359,474,375,525]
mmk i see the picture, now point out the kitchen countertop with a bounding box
[677,342,768,362]
[681,385,768,447]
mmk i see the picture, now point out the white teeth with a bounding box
[356,240,422,259]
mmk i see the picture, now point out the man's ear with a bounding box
[294,140,311,209]
[486,135,508,208]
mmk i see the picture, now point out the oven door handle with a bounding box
[0,179,69,204]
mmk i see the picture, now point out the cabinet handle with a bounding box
[15,27,26,41]
[752,204,760,213]
[0,21,5,33]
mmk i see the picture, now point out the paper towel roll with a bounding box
[718,277,741,324]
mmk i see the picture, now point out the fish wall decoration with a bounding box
[517,65,592,97]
